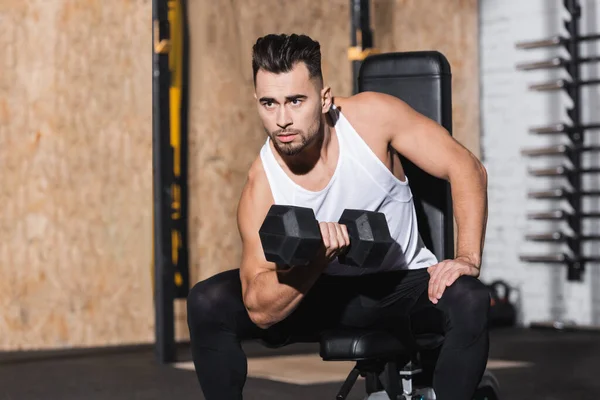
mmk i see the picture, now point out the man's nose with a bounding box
[276,106,292,129]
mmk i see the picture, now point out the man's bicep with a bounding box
[238,227,276,306]
[236,177,276,296]
[239,218,274,277]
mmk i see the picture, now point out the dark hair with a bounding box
[252,34,322,85]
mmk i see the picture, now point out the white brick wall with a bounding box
[479,0,600,326]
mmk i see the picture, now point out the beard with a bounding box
[267,117,322,157]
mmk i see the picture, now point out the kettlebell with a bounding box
[488,280,517,328]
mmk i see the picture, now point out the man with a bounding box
[187,33,490,400]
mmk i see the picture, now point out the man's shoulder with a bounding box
[246,156,268,190]
[335,92,409,142]
[338,91,401,109]
[336,92,408,126]
[237,156,274,231]
[241,156,274,207]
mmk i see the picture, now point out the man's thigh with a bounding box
[338,268,432,331]
[263,268,432,345]
[261,273,358,345]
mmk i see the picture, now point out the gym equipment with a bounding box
[516,0,600,282]
[521,144,600,158]
[516,55,600,71]
[520,253,597,263]
[528,78,600,91]
[488,281,517,328]
[318,51,500,400]
[528,188,600,200]
[526,232,600,245]
[153,0,175,364]
[527,210,600,222]
[349,0,379,94]
[515,33,600,49]
[527,123,600,134]
[258,205,393,268]
[152,0,191,364]
[527,166,600,187]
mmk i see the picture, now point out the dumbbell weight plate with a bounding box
[338,209,394,268]
[259,205,322,266]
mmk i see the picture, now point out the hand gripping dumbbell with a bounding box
[258,205,394,268]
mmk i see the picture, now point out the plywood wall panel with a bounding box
[0,0,153,350]
[0,0,478,349]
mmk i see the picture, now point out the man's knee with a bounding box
[444,276,490,312]
[187,280,215,327]
[440,276,491,336]
[187,269,242,332]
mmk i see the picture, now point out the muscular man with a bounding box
[187,33,490,400]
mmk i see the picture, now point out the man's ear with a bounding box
[321,86,332,113]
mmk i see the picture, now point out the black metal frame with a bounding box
[152,0,190,363]
[517,0,600,282]
[170,0,191,301]
[349,0,375,94]
[152,0,175,363]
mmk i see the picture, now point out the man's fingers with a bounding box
[320,222,338,257]
[340,224,350,247]
[428,263,444,302]
[332,224,346,258]
[427,266,436,300]
[428,280,434,302]
[335,224,347,249]
[428,259,476,304]
[446,270,461,287]
[326,223,339,250]
[435,266,454,298]
[320,223,330,248]
[432,262,453,301]
[430,262,446,291]
[436,263,469,300]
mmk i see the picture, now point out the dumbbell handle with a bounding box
[314,208,391,244]
[298,210,373,252]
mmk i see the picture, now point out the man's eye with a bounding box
[264,101,275,108]
[291,99,301,105]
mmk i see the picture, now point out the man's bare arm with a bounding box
[353,92,488,268]
[238,160,330,329]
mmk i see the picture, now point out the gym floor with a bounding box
[1,328,598,400]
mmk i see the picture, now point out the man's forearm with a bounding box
[450,159,488,268]
[244,260,328,328]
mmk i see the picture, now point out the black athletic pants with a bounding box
[187,268,490,400]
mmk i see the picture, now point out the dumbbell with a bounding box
[258,204,394,268]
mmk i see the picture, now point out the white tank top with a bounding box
[259,106,438,276]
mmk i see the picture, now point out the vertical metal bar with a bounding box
[564,0,583,281]
[350,0,360,94]
[350,0,372,94]
[359,0,373,48]
[177,0,190,299]
[168,0,190,299]
[153,0,176,363]
[350,0,358,48]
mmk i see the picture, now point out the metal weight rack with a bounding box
[517,0,600,284]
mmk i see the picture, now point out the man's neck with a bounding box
[280,121,333,176]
